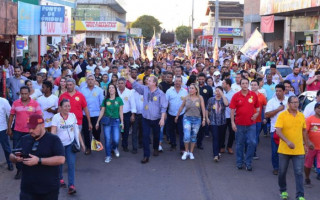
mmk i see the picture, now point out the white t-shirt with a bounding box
[303,101,316,118]
[30,89,43,100]
[231,83,241,93]
[99,66,109,75]
[51,113,78,146]
[265,96,288,132]
[264,74,281,85]
[37,94,58,127]
[86,64,97,74]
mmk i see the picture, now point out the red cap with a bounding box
[27,114,44,129]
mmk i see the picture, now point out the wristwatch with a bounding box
[38,157,42,165]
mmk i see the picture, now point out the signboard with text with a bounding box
[40,6,65,22]
[75,21,126,32]
[260,0,320,15]
[41,7,71,35]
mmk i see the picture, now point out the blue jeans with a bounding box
[59,144,76,187]
[0,130,12,165]
[183,116,201,143]
[254,122,262,156]
[210,125,225,157]
[235,124,256,168]
[278,154,304,198]
[167,114,184,150]
[103,118,120,157]
[13,131,28,170]
[142,118,160,157]
[271,131,279,170]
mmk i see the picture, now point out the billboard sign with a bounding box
[40,6,65,22]
[260,0,320,15]
[75,21,126,32]
[18,2,41,35]
[41,7,71,35]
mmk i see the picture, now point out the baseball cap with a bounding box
[191,68,198,74]
[79,54,84,59]
[27,114,44,129]
[39,68,47,74]
[314,102,320,110]
[214,71,221,76]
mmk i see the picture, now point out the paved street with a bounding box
[0,133,319,200]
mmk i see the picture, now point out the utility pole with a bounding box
[214,0,219,47]
[73,0,77,36]
[191,0,194,49]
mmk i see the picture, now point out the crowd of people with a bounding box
[0,43,320,200]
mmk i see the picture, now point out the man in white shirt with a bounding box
[231,73,241,93]
[265,84,288,175]
[37,81,58,132]
[213,71,222,87]
[173,66,188,86]
[118,77,137,153]
[222,79,235,154]
[166,76,188,152]
[132,79,144,150]
[303,90,320,118]
[86,58,97,74]
[0,97,13,171]
[263,64,283,85]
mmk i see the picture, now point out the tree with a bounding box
[175,26,191,44]
[131,15,161,41]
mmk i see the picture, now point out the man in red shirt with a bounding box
[250,80,267,160]
[59,78,92,132]
[230,78,260,171]
[7,85,42,179]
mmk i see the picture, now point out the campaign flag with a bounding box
[204,51,209,59]
[240,29,267,60]
[124,43,130,56]
[213,38,219,62]
[140,37,146,60]
[146,32,156,61]
[132,38,140,60]
[185,39,192,58]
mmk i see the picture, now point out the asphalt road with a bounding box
[0,133,319,200]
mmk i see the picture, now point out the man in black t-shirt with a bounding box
[197,73,213,149]
[159,72,174,93]
[10,114,65,200]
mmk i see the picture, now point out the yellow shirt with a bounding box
[137,73,154,81]
[78,77,86,86]
[275,110,306,155]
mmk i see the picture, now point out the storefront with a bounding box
[0,1,18,65]
[198,28,244,49]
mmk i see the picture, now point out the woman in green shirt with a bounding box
[96,83,124,163]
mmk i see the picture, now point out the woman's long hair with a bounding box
[187,83,200,98]
[58,77,67,97]
[105,83,119,100]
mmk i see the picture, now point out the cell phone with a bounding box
[12,148,31,158]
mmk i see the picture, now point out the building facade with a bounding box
[245,0,320,56]
[199,1,244,48]
[75,0,127,46]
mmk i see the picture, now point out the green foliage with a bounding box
[131,15,161,41]
[175,26,191,44]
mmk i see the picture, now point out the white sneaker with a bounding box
[189,152,195,160]
[181,151,189,160]
[158,145,163,152]
[105,156,112,163]
[214,156,219,162]
[114,149,120,157]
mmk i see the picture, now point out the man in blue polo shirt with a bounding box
[80,74,104,155]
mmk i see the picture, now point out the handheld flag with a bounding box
[140,37,146,60]
[185,39,192,58]
[240,29,267,60]
[213,38,219,62]
[146,31,156,61]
